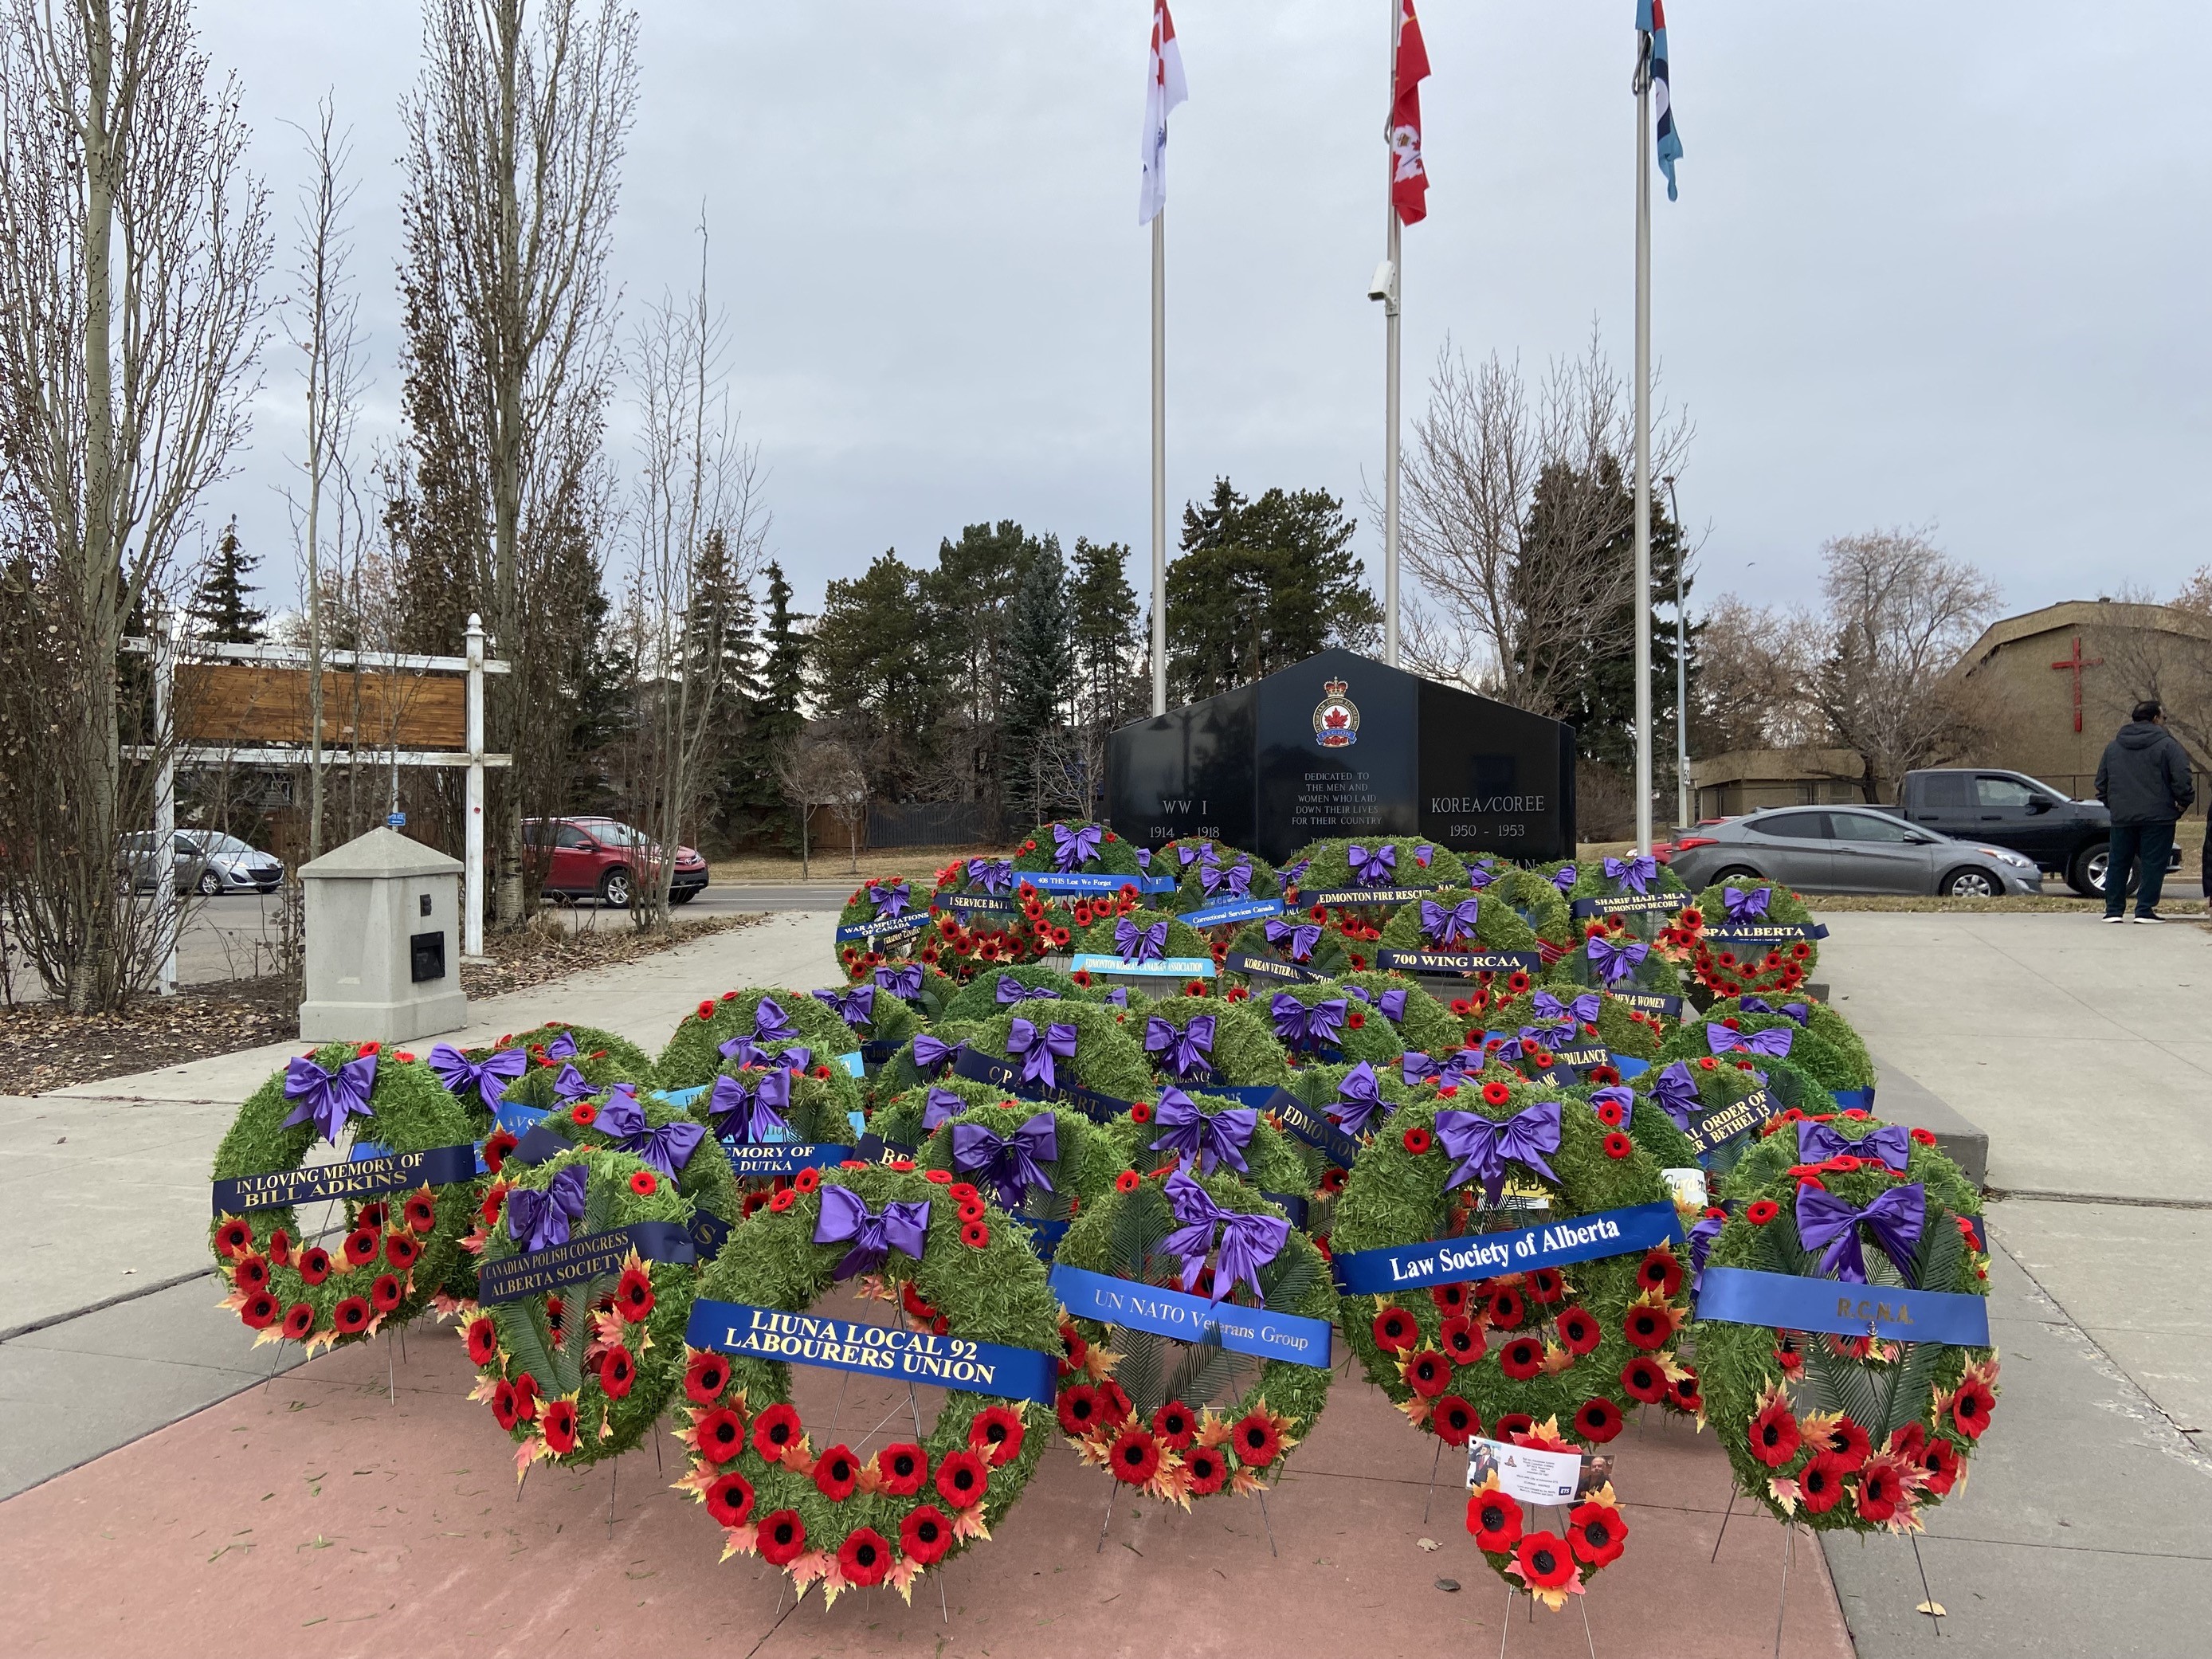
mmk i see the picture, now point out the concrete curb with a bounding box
[1869,1055,1989,1186]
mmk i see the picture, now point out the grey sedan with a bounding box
[1665,806,2044,898]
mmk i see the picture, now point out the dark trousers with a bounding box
[2105,822,2176,916]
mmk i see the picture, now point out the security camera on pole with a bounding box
[1141,0,1187,717]
[1631,2,1683,855]
[1372,0,1430,669]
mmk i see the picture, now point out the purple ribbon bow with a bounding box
[1278,858,1311,891]
[1348,842,1396,885]
[867,880,911,920]
[1161,1169,1289,1302]
[708,1068,792,1142]
[1586,935,1649,986]
[718,1036,812,1072]
[1648,1060,1701,1130]
[542,1030,579,1061]
[1589,1084,1637,1128]
[1201,860,1252,900]
[1402,1049,1477,1088]
[1532,990,1602,1027]
[596,1085,706,1176]
[1148,1086,1255,1175]
[551,1063,597,1104]
[1604,853,1658,896]
[921,1087,969,1132]
[812,985,876,1028]
[1740,996,1810,1025]
[1270,992,1346,1051]
[751,996,799,1043]
[1706,1022,1794,1058]
[1134,848,1151,871]
[1420,896,1483,946]
[1414,843,1434,868]
[995,974,1061,1006]
[1721,885,1773,924]
[1798,1120,1911,1172]
[1052,822,1103,871]
[1006,1018,1078,1089]
[1175,842,1205,869]
[1435,1100,1563,1206]
[967,857,1013,895]
[1350,985,1410,1022]
[1327,1061,1395,1136]
[951,1112,1059,1210]
[1464,865,1499,892]
[1520,1018,1577,1051]
[426,1042,525,1112]
[1264,917,1323,961]
[1796,1182,1927,1285]
[814,1186,931,1281]
[876,963,924,1000]
[280,1052,379,1142]
[1144,1013,1215,1080]
[1115,916,1168,964]
[506,1164,588,1253]
[1106,986,1130,1007]
[1688,1208,1726,1292]
[1549,865,1579,894]
[911,1033,963,1074]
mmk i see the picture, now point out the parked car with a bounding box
[1872,768,2176,897]
[524,816,709,908]
[175,830,285,895]
[1665,806,2044,898]
[118,830,210,895]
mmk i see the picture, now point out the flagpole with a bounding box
[1382,0,1402,669]
[1151,209,1167,716]
[1632,33,1654,857]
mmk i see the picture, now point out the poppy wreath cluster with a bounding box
[1721,1109,1981,1223]
[1328,1074,1695,1594]
[1696,996,1877,1096]
[513,1081,742,1234]
[1103,1088,1316,1204]
[1544,920,1693,1012]
[874,1020,990,1098]
[1009,818,1146,880]
[1165,843,1280,918]
[1487,986,1666,1068]
[1465,1426,1633,1609]
[673,1164,1061,1607]
[1376,888,1544,970]
[865,1077,1021,1151]
[1684,880,1821,999]
[1069,905,1214,974]
[938,963,1104,1023]
[1654,1012,1873,1104]
[210,1042,479,1351]
[914,1098,1133,1240]
[1289,1058,1425,1209]
[461,1145,698,1473]
[1049,1168,1337,1506]
[964,1002,1157,1107]
[1623,1050,1833,1187]
[1561,856,1690,920]
[1285,836,1470,904]
[917,876,1081,981]
[657,989,857,1092]
[1133,996,1293,1090]
[833,874,931,971]
[489,1022,659,1115]
[1695,1116,1995,1535]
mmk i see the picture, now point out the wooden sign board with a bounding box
[177,664,466,750]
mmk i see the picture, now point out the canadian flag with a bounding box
[1139,0,1187,226]
[1390,0,1431,225]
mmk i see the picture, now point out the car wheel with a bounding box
[598,867,633,908]
[2069,844,2134,899]
[1941,867,2001,900]
[195,870,224,896]
[1709,865,1763,885]
[670,887,696,905]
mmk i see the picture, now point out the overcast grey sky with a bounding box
[199,1,2212,628]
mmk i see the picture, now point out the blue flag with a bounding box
[1637,1,1683,200]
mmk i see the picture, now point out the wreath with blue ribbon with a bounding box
[1685,880,1822,1000]
[657,989,856,1092]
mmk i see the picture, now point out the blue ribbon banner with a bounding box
[1830,1087,1877,1113]
[853,1131,918,1163]
[1024,872,1178,896]
[1069,952,1216,979]
[1049,1264,1333,1369]
[1606,988,1684,1018]
[1571,893,1684,918]
[1182,896,1286,929]
[477,1220,697,1304]
[688,1209,732,1260]
[1331,1201,1684,1294]
[951,1046,1132,1125]
[940,894,1019,916]
[833,914,928,944]
[1683,1088,1779,1159]
[1696,1265,1990,1347]
[835,1050,866,1078]
[685,1298,1057,1402]
[859,1040,901,1066]
[508,1123,578,1167]
[1223,951,1326,985]
[1299,885,1440,906]
[1379,948,1545,975]
[1237,1084,1369,1169]
[212,1143,478,1215]
[1703,922,1830,943]
[720,1140,857,1178]
[495,1099,551,1139]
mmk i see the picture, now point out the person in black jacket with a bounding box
[2094,700,2197,922]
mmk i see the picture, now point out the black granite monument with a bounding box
[1104,649,1577,865]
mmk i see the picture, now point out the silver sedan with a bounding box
[1665,806,2045,898]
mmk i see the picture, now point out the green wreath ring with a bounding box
[1694,1118,1996,1535]
[1049,1168,1337,1507]
[657,988,855,1092]
[674,1165,1061,1606]
[911,1097,1132,1252]
[1686,880,1822,999]
[462,1145,698,1473]
[210,1041,478,1353]
[833,873,933,979]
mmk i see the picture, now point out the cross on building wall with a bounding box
[2049,634,2102,734]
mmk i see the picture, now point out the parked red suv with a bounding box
[524,816,709,907]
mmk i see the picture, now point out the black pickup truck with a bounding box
[1877,768,2175,897]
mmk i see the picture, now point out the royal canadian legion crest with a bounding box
[1312,677,1360,749]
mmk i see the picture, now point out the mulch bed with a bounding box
[0,912,763,1096]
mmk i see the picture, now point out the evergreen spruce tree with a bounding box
[188,518,267,643]
[1069,536,1139,731]
[1000,535,1073,822]
[724,561,808,850]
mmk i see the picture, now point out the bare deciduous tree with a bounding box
[2084,587,2212,771]
[775,737,866,880]
[0,0,271,1011]
[1688,595,1824,756]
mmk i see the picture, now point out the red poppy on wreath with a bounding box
[541,1398,579,1455]
[1696,1055,1718,1071]
[970,1406,1026,1466]
[960,1219,991,1249]
[1917,1437,1962,1495]
[1854,1452,1913,1524]
[1089,1380,1131,1426]
[342,1226,380,1267]
[1469,1485,1524,1552]
[1669,1369,1702,1415]
[384,1232,419,1270]
[1427,1281,1470,1317]
[1431,1394,1481,1446]
[626,1169,658,1197]
[1484,1287,1527,1328]
[277,1301,313,1340]
[863,1441,925,1496]
[1746,1198,1781,1226]
[751,1402,802,1461]
[1514,1530,1576,1590]
[237,1290,280,1329]
[758,1510,807,1567]
[1505,971,1532,995]
[1749,1394,1800,1467]
[1635,1249,1684,1298]
[684,1349,731,1405]
[369,1273,404,1313]
[813,1443,860,1500]
[1822,1415,1873,1471]
[1108,1425,1161,1485]
[615,1267,655,1322]
[402,1192,437,1234]
[594,1343,637,1399]
[1232,1411,1283,1468]
[1151,1401,1196,1449]
[1128,1100,1154,1125]
[1573,1397,1625,1443]
[1556,1306,1602,1356]
[1402,1125,1433,1154]
[1439,1315,1487,1365]
[1057,1383,1102,1436]
[767,1188,798,1214]
[1621,1357,1669,1403]
[836,1526,892,1587]
[704,1470,754,1528]
[1568,1500,1628,1567]
[794,1166,822,1194]
[1593,1095,1626,1128]
[569,1101,598,1127]
[935,1449,990,1508]
[1622,1301,1672,1351]
[489,1379,522,1430]
[233,1253,271,1293]
[215,1218,253,1257]
[1950,1374,1997,1440]
[1798,1449,1851,1514]
[1372,1307,1419,1353]
[1910,1127,1938,1147]
[465,1315,499,1366]
[1319,1166,1348,1195]
[1405,1348,1453,1397]
[1346,1007,1367,1030]
[1525,1268,1564,1304]
[1497,1335,1546,1381]
[886,1504,949,1567]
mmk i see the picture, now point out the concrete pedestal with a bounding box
[298,828,469,1042]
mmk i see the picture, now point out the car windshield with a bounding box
[585,821,648,848]
[185,832,257,856]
